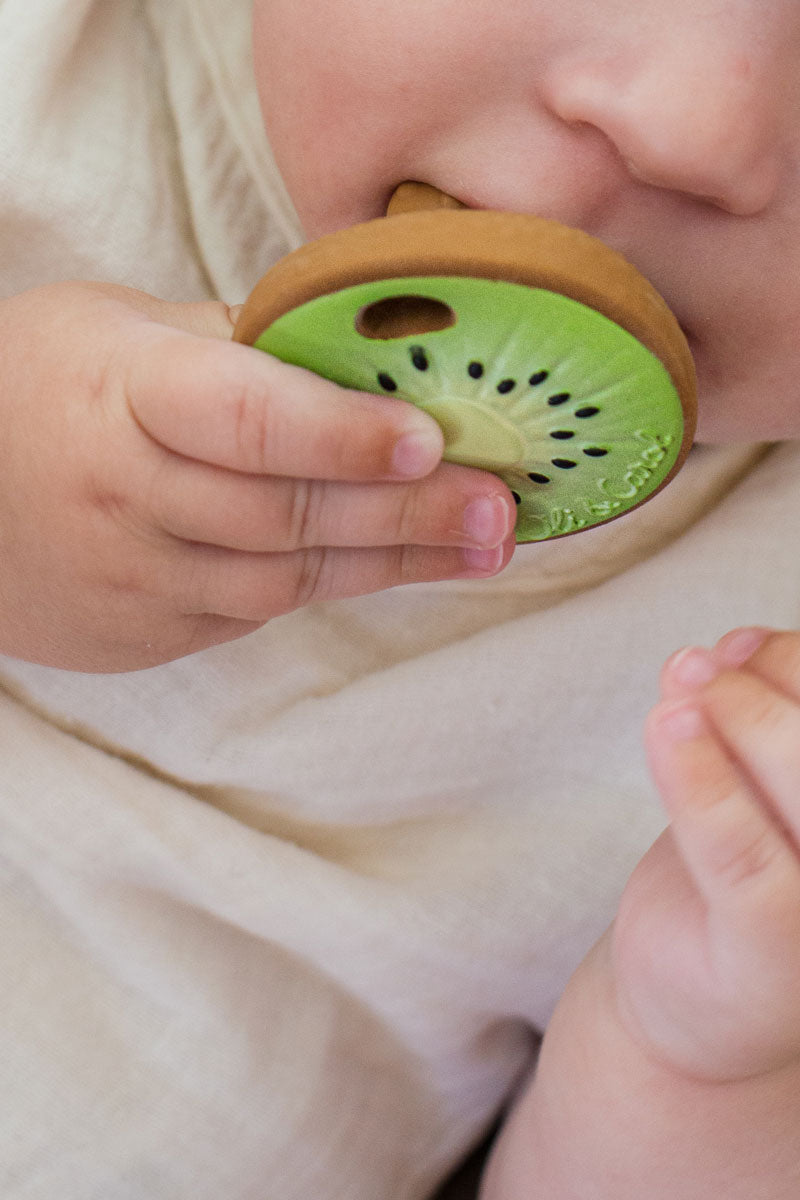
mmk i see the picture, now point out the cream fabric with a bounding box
[0,2,796,1198]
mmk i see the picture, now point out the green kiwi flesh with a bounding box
[254,275,686,542]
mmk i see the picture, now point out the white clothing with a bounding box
[1,3,798,1198]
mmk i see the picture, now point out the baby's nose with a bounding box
[541,33,785,215]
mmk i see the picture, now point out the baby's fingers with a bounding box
[181,539,514,622]
[148,458,514,553]
[126,329,444,481]
[701,668,800,838]
[645,698,800,1075]
[660,636,800,845]
[714,627,800,698]
[645,700,800,941]
[651,633,800,940]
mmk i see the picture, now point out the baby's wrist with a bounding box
[485,937,800,1199]
[599,921,800,1088]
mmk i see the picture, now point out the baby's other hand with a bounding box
[612,628,800,1082]
[0,283,515,671]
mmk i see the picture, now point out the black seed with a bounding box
[468,361,484,379]
[583,446,608,457]
[529,370,550,386]
[575,405,600,418]
[549,430,575,440]
[497,378,516,394]
[528,472,551,484]
[547,392,571,406]
[410,346,429,371]
[378,372,398,391]
[511,491,522,505]
[552,458,578,469]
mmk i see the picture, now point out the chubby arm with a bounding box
[482,628,800,1199]
[481,936,800,1199]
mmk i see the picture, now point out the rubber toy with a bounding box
[234,183,696,542]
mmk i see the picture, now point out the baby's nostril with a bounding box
[355,295,456,340]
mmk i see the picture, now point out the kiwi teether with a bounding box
[234,184,696,542]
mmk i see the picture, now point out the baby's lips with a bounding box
[395,181,696,350]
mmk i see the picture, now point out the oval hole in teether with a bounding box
[355,295,456,340]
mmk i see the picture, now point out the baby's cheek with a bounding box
[251,0,384,230]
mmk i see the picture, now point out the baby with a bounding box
[1,0,799,1196]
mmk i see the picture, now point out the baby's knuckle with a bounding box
[86,478,137,527]
[715,824,784,890]
[81,476,153,555]
[397,543,423,584]
[230,379,276,472]
[394,483,429,542]
[286,480,321,548]
[740,686,782,737]
[293,547,330,607]
[102,554,164,603]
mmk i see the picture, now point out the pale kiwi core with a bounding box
[255,274,685,542]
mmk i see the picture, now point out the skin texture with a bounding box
[254,2,800,1195]
[0,287,516,671]
[252,0,800,445]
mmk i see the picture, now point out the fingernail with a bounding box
[391,427,443,477]
[463,496,510,547]
[653,699,708,742]
[666,646,719,690]
[462,545,505,575]
[713,627,770,668]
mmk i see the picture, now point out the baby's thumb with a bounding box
[151,297,244,341]
[85,285,243,341]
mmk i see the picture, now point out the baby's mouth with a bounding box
[393,181,693,319]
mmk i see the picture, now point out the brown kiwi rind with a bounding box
[234,205,697,522]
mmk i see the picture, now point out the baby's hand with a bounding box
[0,283,514,671]
[612,628,800,1082]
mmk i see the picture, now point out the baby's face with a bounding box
[252,0,800,446]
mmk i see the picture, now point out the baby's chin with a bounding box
[691,348,800,444]
[692,396,785,446]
